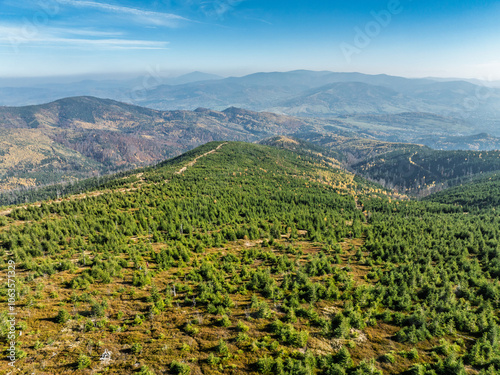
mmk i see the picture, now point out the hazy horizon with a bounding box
[1,69,500,88]
[1,0,500,81]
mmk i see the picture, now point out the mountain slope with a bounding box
[4,71,499,137]
[0,97,319,191]
[340,112,475,142]
[292,132,426,164]
[265,134,500,196]
[1,96,499,194]
[0,142,368,373]
[2,142,500,374]
[425,172,500,210]
[351,148,500,195]
[126,72,500,136]
[271,82,419,116]
[416,132,500,151]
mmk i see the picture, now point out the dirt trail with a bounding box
[0,206,27,217]
[0,144,228,217]
[175,142,227,175]
[0,188,123,217]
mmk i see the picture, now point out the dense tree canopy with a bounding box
[0,142,499,374]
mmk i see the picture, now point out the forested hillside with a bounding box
[289,133,425,165]
[261,135,500,197]
[351,149,500,196]
[425,172,500,210]
[1,142,500,374]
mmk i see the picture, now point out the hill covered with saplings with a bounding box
[0,142,499,374]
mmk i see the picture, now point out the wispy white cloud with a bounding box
[57,0,191,27]
[0,25,168,50]
[0,25,120,36]
[54,28,124,37]
[37,38,168,50]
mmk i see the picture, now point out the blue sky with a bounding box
[1,0,500,79]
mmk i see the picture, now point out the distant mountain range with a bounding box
[1,70,499,137]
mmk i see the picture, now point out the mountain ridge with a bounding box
[1,96,500,194]
[1,70,499,138]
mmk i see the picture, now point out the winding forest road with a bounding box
[408,152,433,175]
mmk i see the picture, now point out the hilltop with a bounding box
[0,142,376,374]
